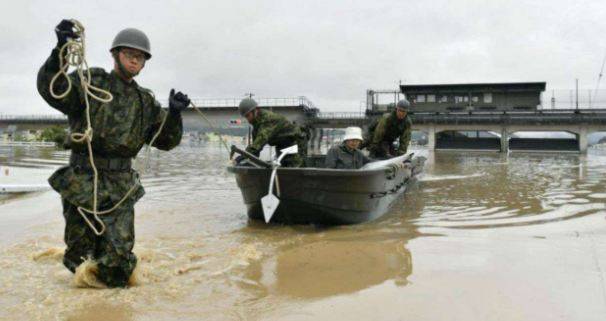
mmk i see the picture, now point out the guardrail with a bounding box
[410,110,606,125]
[0,141,57,147]
[315,112,366,119]
[157,96,318,110]
[0,114,67,121]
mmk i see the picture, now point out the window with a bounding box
[439,95,448,103]
[417,95,426,103]
[427,94,436,103]
[455,96,468,103]
[484,93,493,103]
[472,96,479,103]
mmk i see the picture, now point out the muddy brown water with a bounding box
[1,143,606,321]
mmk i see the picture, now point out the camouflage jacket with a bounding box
[247,110,304,156]
[324,143,371,169]
[37,47,183,209]
[366,111,412,156]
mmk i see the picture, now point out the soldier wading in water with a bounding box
[37,19,191,287]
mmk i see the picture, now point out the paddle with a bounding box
[261,144,299,223]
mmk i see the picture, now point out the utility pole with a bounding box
[575,79,579,110]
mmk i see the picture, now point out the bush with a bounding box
[40,126,67,147]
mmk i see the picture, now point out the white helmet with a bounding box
[342,127,363,142]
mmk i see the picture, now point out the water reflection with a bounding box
[271,239,412,298]
[2,145,606,320]
[64,302,134,321]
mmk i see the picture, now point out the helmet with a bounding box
[396,99,410,110]
[238,98,258,116]
[110,28,152,59]
[342,127,363,142]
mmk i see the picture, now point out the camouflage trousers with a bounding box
[368,142,396,159]
[277,137,307,168]
[61,198,137,288]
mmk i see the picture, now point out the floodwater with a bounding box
[1,143,606,321]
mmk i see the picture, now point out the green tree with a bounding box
[40,126,67,147]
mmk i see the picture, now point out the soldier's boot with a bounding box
[96,253,137,288]
[95,207,137,288]
[62,199,97,273]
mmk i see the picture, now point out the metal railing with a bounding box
[0,114,67,121]
[315,112,366,119]
[157,96,317,110]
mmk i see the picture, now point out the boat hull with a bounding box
[228,156,425,225]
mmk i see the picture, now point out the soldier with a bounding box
[325,127,371,169]
[235,98,306,167]
[37,20,191,288]
[364,99,413,159]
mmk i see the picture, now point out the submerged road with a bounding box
[1,143,606,320]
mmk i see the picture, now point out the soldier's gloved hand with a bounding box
[234,155,246,164]
[169,89,191,115]
[55,19,78,47]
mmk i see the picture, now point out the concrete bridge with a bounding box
[307,109,606,153]
[3,103,606,153]
[0,97,318,134]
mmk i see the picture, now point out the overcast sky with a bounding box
[1,0,605,114]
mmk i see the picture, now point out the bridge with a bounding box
[3,101,606,153]
[0,96,318,133]
[307,109,606,153]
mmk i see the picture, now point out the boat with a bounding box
[227,146,425,225]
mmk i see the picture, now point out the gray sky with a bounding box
[1,0,605,114]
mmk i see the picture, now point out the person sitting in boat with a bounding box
[363,99,412,159]
[235,97,307,167]
[325,127,372,169]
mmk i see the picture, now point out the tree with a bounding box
[39,126,67,147]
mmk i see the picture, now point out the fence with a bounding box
[157,96,317,110]
[544,89,606,109]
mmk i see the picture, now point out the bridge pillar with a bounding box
[315,128,324,154]
[578,127,588,153]
[308,127,316,154]
[427,126,436,150]
[500,128,509,153]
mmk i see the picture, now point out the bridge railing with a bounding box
[0,114,67,121]
[157,96,317,110]
[315,112,366,119]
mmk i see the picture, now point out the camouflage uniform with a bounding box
[365,111,412,159]
[324,143,371,169]
[37,47,182,287]
[247,110,306,167]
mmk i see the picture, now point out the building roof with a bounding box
[400,82,546,93]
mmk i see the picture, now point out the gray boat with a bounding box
[228,146,425,225]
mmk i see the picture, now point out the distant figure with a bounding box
[364,99,412,159]
[235,98,306,167]
[325,127,371,169]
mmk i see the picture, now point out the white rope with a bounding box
[190,102,230,155]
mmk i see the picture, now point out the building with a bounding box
[401,82,546,113]
[366,82,547,114]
